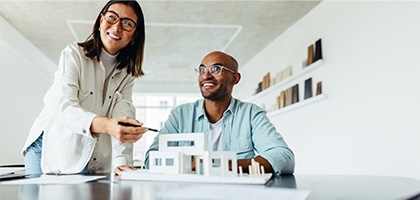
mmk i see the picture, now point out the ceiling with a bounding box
[0,0,321,93]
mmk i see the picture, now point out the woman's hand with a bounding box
[114,165,136,176]
[91,116,148,143]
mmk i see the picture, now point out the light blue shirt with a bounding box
[145,97,295,176]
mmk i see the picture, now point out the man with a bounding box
[145,51,295,176]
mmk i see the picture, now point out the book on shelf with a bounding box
[314,38,323,62]
[316,81,322,95]
[257,73,267,93]
[306,44,314,67]
[282,66,292,80]
[278,90,286,109]
[285,87,293,106]
[304,78,313,99]
[291,84,299,104]
[274,70,283,84]
[263,72,271,90]
[257,81,262,94]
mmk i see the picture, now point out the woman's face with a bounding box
[99,3,137,55]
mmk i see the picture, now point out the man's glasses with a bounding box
[102,10,137,32]
[195,64,236,76]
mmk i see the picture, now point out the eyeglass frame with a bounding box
[195,64,237,76]
[101,10,137,32]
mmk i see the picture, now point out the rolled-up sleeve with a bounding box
[250,105,295,176]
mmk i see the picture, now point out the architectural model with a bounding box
[121,133,272,184]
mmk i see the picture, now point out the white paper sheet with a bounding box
[0,174,105,185]
[156,184,310,200]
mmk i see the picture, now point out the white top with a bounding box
[100,48,118,78]
[208,119,223,151]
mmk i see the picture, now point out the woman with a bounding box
[22,0,148,175]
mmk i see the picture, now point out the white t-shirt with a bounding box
[208,119,223,151]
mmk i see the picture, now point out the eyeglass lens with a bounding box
[198,65,222,76]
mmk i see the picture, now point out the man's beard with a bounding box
[201,87,228,101]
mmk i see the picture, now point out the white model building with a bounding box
[148,133,237,177]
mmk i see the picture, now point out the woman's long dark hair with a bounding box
[78,0,145,77]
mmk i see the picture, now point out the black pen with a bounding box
[117,122,159,132]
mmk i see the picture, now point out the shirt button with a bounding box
[245,145,249,149]
[82,129,87,133]
[109,96,111,99]
[90,91,93,95]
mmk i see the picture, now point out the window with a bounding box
[159,101,168,109]
[132,93,200,167]
[166,158,174,166]
[154,158,162,166]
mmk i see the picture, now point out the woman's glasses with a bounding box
[102,10,137,32]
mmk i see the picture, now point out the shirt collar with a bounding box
[196,97,236,121]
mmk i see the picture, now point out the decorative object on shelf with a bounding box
[262,72,271,90]
[302,59,307,69]
[248,59,324,101]
[274,70,283,84]
[314,38,323,62]
[291,84,299,104]
[316,81,322,95]
[254,72,273,95]
[282,66,292,80]
[306,44,314,67]
[285,87,293,107]
[277,91,285,109]
[268,94,327,118]
[255,82,262,94]
[247,39,325,117]
[274,65,293,85]
[304,78,313,100]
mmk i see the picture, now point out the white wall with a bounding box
[0,16,55,165]
[234,1,420,180]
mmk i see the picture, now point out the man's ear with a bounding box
[233,73,241,85]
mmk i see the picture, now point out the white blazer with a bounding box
[22,43,136,173]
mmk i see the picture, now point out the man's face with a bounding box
[198,52,237,101]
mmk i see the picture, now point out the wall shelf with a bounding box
[267,94,327,117]
[246,59,325,102]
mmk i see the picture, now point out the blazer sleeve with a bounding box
[110,75,136,168]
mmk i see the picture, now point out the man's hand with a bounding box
[237,156,274,174]
[191,156,196,171]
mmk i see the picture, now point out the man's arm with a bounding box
[250,105,295,175]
